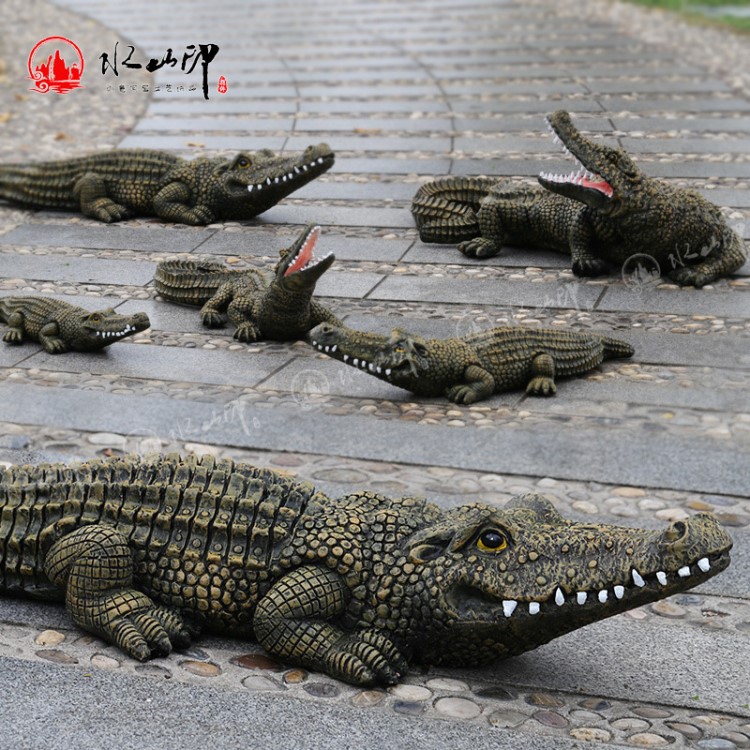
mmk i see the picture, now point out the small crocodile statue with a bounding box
[0,145,334,225]
[0,297,150,353]
[154,225,341,342]
[308,322,634,403]
[411,111,747,287]
[0,453,732,685]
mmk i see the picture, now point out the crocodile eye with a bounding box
[394,346,405,353]
[89,313,102,323]
[237,157,251,168]
[477,529,507,553]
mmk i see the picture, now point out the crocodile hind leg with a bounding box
[526,353,557,396]
[152,182,215,225]
[458,193,509,259]
[669,227,748,288]
[2,311,26,345]
[44,525,191,660]
[37,321,69,354]
[254,565,408,686]
[73,173,133,223]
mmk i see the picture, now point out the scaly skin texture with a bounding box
[0,145,334,225]
[0,297,150,354]
[308,322,634,403]
[154,225,341,342]
[411,111,747,287]
[0,454,732,685]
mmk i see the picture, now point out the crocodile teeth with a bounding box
[294,167,301,174]
[302,164,308,172]
[360,360,368,369]
[576,592,587,605]
[656,571,668,586]
[528,602,540,615]
[343,354,349,362]
[324,346,330,353]
[282,175,287,182]
[274,177,280,184]
[317,156,325,164]
[247,185,254,192]
[502,600,517,617]
[677,566,691,578]
[631,569,646,588]
[614,585,625,599]
[598,589,608,603]
[368,363,376,372]
[330,345,337,353]
[697,557,710,573]
[266,177,272,185]
[554,587,565,606]
[376,366,382,374]
[352,358,359,366]
[385,368,392,377]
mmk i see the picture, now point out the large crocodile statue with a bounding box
[308,322,634,403]
[154,225,341,342]
[411,111,747,287]
[0,297,149,353]
[0,145,334,225]
[0,453,731,685]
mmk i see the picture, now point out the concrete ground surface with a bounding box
[0,0,749,748]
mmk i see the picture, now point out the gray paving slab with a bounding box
[465,616,749,716]
[118,135,288,150]
[20,345,292,388]
[0,656,595,750]
[331,156,453,174]
[597,286,750,318]
[592,80,732,95]
[147,100,300,114]
[294,181,418,201]
[1,383,745,496]
[285,135,454,152]
[133,117,296,132]
[198,230,413,262]
[401,242,570,268]
[370,275,603,310]
[454,116,612,133]
[451,99,605,115]
[116,299,200,333]
[260,205,414,228]
[0,254,155,286]
[444,82,588,96]
[0,223,216,253]
[298,100,453,114]
[315,271,386,299]
[600,96,750,113]
[621,137,750,155]
[294,117,454,133]
[698,188,750,208]
[611,116,750,134]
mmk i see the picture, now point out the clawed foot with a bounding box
[526,377,557,397]
[178,207,215,226]
[87,199,133,223]
[328,629,408,686]
[107,600,193,661]
[3,329,23,345]
[572,258,609,277]
[447,384,480,405]
[234,323,260,342]
[41,338,69,355]
[669,267,714,289]
[201,311,226,328]
[458,238,501,259]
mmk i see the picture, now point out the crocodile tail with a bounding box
[154,259,249,306]
[600,336,635,360]
[411,176,500,244]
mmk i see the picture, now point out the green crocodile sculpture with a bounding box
[0,145,334,225]
[154,225,341,342]
[308,322,634,403]
[0,453,731,685]
[411,111,747,287]
[0,297,150,353]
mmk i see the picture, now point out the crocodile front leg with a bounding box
[254,565,408,686]
[446,364,495,404]
[199,283,236,328]
[73,173,133,223]
[227,295,262,342]
[2,311,26,345]
[152,182,215,225]
[457,194,508,259]
[669,227,747,288]
[38,321,69,354]
[44,525,192,659]
[526,353,557,396]
[569,211,609,277]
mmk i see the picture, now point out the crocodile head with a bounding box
[308,323,446,394]
[74,309,150,350]
[215,144,335,219]
[275,225,335,292]
[538,110,648,215]
[397,494,732,666]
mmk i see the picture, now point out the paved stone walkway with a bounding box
[0,0,748,747]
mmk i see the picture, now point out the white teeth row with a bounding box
[539,168,597,185]
[95,326,131,339]
[502,557,712,618]
[289,249,332,273]
[246,156,327,193]
[309,340,392,377]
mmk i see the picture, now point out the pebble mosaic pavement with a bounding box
[0,0,749,747]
